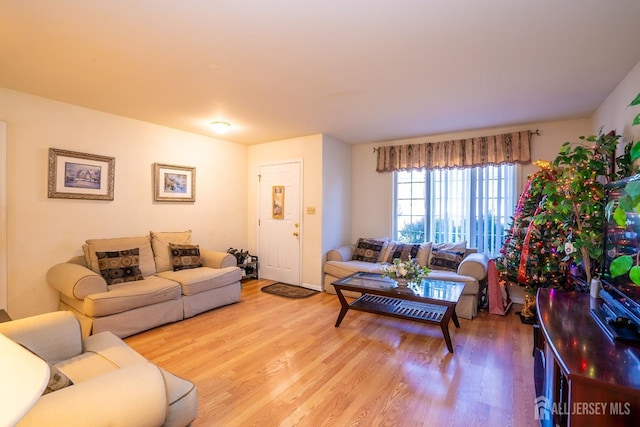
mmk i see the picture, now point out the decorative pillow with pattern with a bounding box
[429,242,467,272]
[386,243,421,263]
[170,243,203,271]
[96,248,144,285]
[352,238,386,263]
[44,364,74,395]
[19,343,73,395]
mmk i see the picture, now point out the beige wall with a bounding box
[0,121,6,310]
[0,88,248,319]
[592,59,640,148]
[349,118,592,243]
[321,134,352,257]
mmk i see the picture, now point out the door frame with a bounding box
[257,159,303,285]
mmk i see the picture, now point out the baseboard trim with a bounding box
[302,283,322,292]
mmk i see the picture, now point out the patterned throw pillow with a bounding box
[170,243,203,271]
[44,364,74,395]
[429,242,467,272]
[19,344,73,395]
[96,248,144,285]
[352,238,386,263]
[386,243,421,263]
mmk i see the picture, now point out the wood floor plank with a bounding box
[125,279,537,426]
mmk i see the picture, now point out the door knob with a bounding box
[293,232,299,237]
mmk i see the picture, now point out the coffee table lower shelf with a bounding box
[351,294,447,322]
[335,293,459,353]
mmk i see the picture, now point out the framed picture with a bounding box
[48,148,115,200]
[272,185,284,219]
[154,163,196,202]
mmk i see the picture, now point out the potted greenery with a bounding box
[536,93,640,288]
[605,93,640,283]
[381,257,431,294]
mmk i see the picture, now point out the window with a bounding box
[393,164,517,257]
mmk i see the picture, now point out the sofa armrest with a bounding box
[19,362,167,427]
[0,311,82,364]
[457,252,489,281]
[47,262,107,300]
[326,245,355,262]
[200,249,237,269]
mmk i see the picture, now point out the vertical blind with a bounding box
[423,165,516,257]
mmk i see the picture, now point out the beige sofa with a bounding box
[323,239,489,319]
[0,311,197,426]
[47,230,242,338]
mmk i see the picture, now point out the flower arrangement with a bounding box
[381,257,431,282]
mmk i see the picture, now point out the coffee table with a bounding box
[332,272,465,353]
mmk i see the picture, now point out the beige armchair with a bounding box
[0,311,197,426]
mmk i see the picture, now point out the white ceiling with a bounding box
[2,1,640,145]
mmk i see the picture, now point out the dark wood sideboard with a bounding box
[535,289,640,426]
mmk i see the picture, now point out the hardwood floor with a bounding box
[125,279,537,427]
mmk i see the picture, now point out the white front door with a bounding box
[258,161,301,285]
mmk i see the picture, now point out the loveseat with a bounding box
[0,311,197,426]
[47,230,242,338]
[323,239,489,319]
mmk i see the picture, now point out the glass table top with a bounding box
[333,272,465,304]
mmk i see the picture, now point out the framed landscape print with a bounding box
[154,163,196,202]
[48,148,115,200]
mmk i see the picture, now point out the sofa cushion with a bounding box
[157,266,242,296]
[83,276,182,317]
[378,241,394,263]
[170,243,203,271]
[324,260,386,278]
[385,243,421,263]
[426,270,479,295]
[150,230,193,273]
[159,368,199,427]
[417,242,432,267]
[96,248,144,285]
[352,238,386,263]
[429,242,467,271]
[84,236,156,276]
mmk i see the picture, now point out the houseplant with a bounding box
[382,257,431,294]
[535,93,640,288]
[605,93,640,284]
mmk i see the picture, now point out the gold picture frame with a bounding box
[47,148,115,200]
[272,185,284,219]
[154,163,196,202]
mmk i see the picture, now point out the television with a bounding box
[592,173,640,343]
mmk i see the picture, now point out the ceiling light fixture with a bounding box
[210,121,231,134]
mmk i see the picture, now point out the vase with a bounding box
[395,278,416,294]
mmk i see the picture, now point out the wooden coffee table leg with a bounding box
[334,288,350,327]
[451,309,460,328]
[440,320,454,353]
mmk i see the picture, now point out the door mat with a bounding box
[261,283,319,299]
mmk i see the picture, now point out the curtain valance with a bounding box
[375,130,532,172]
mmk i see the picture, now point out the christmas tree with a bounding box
[498,130,634,300]
[497,162,570,295]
